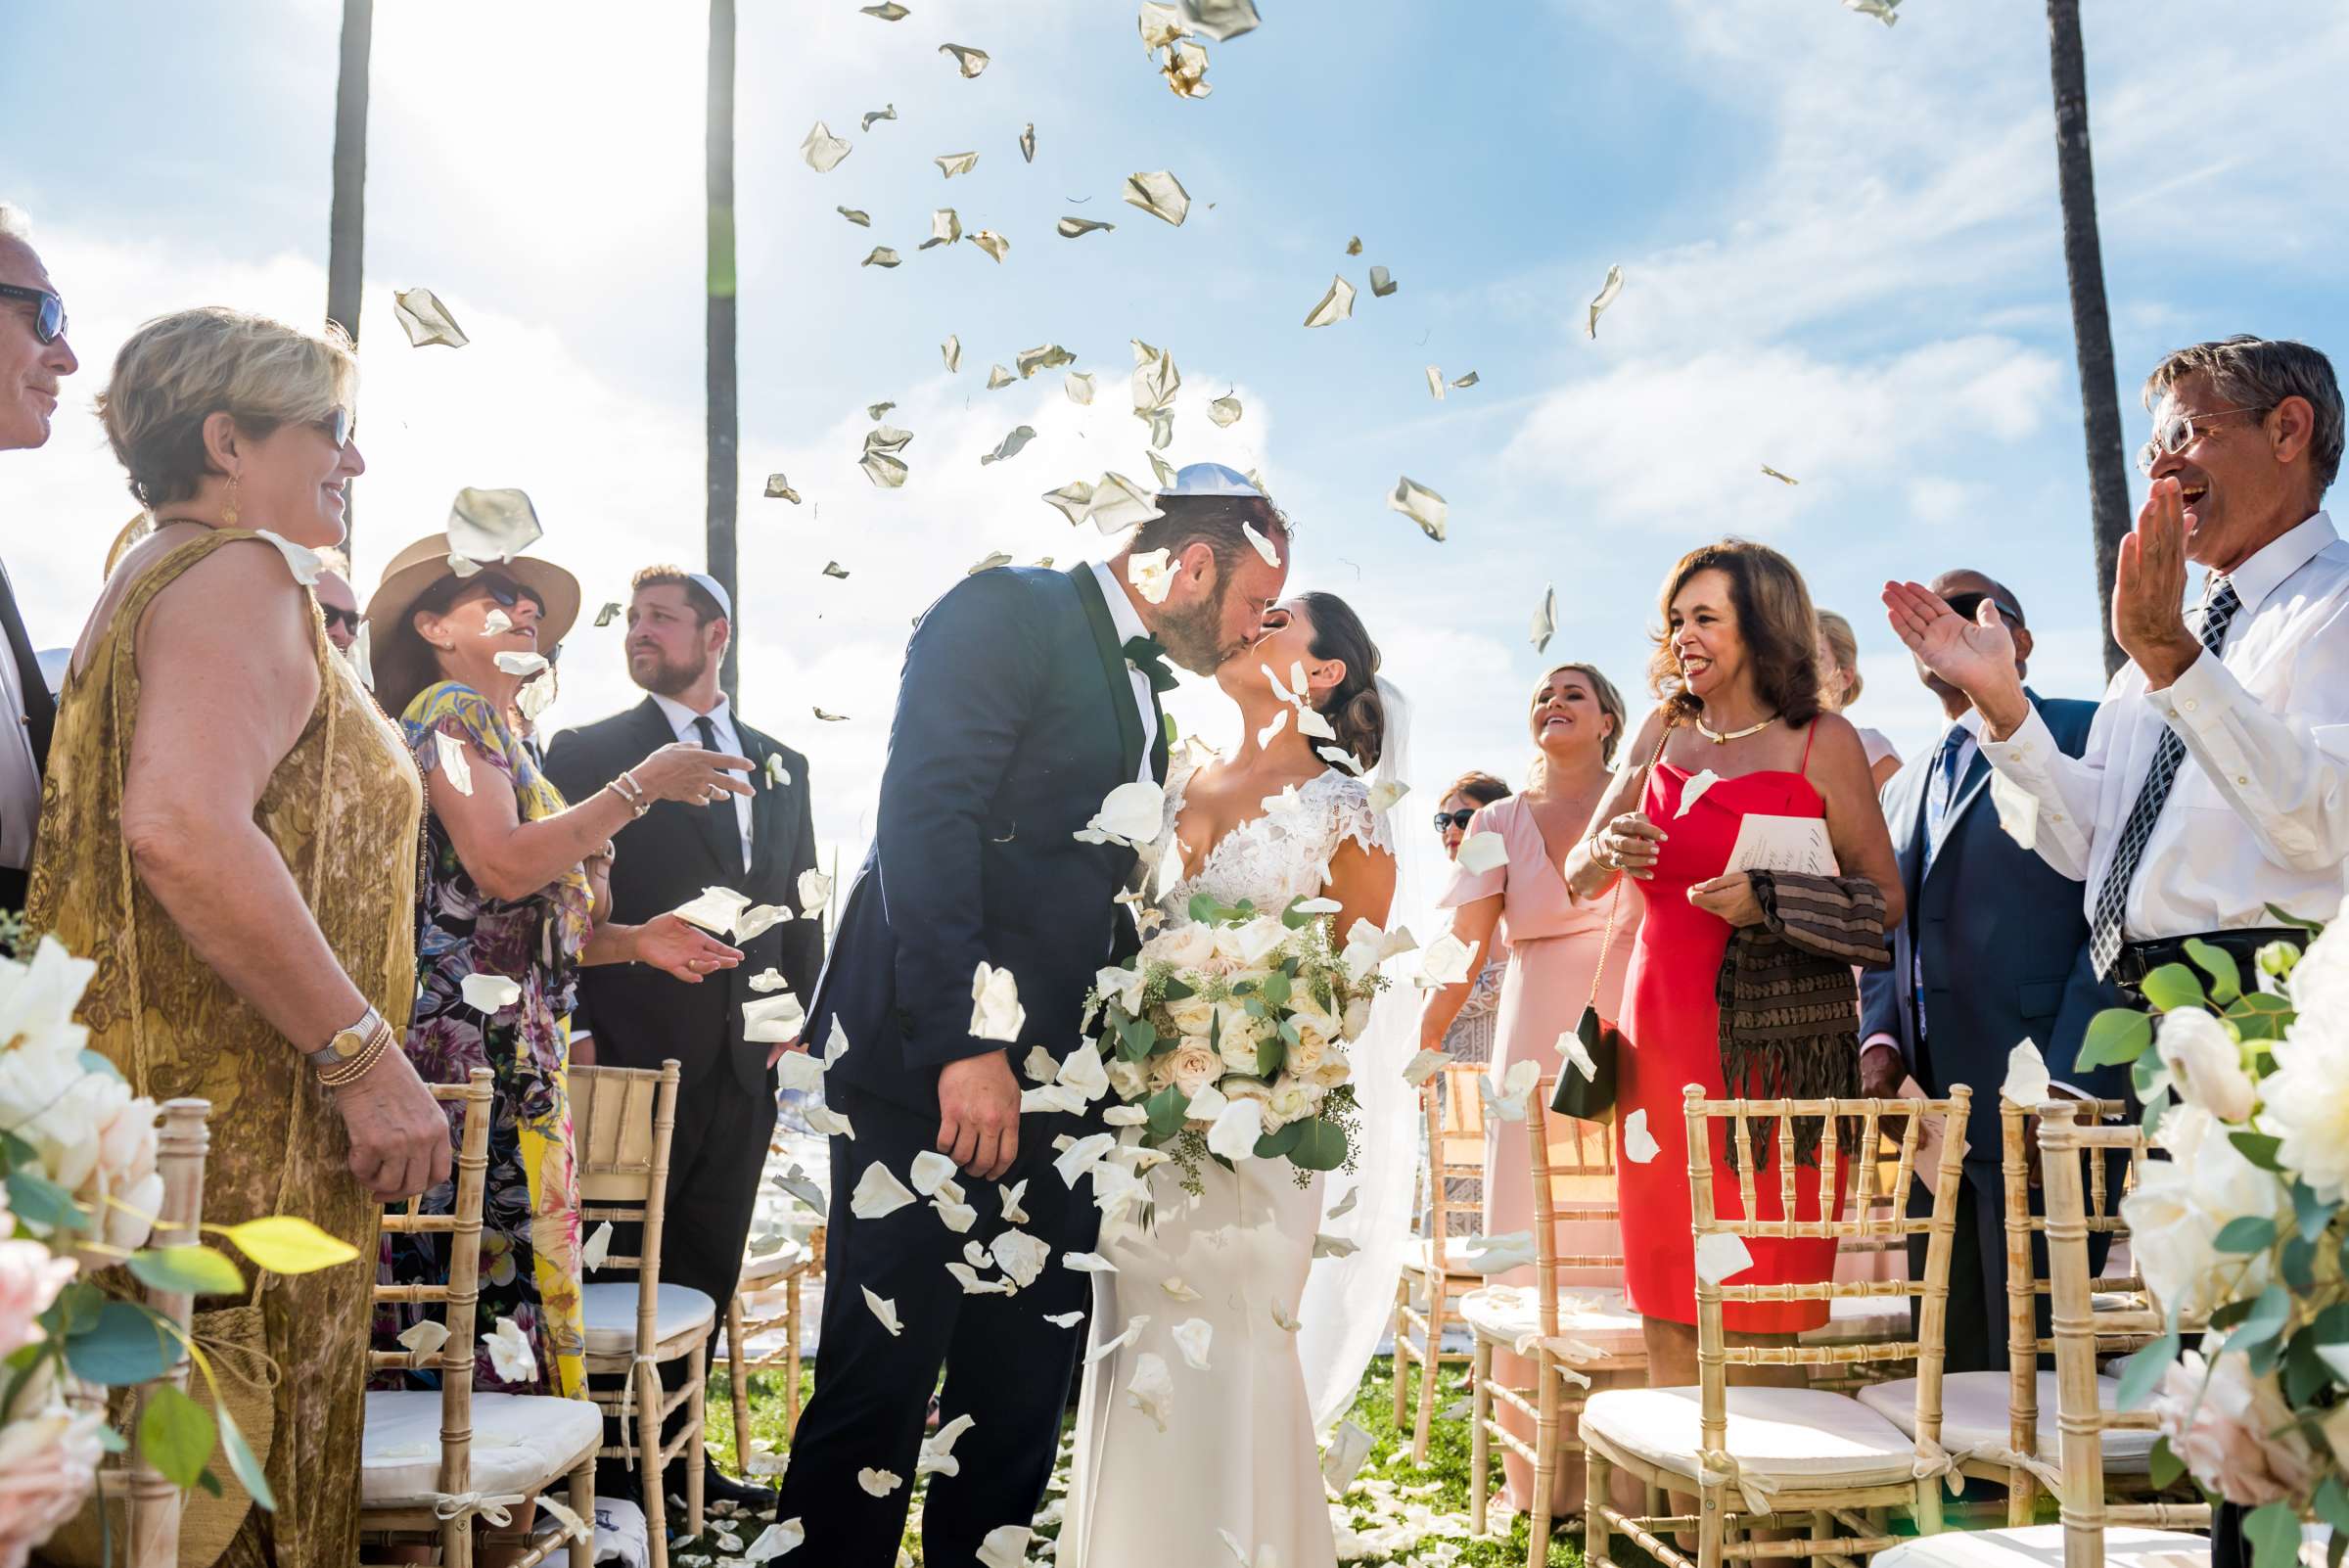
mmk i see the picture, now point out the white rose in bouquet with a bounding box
[1167,1042,1221,1097]
[2155,1007,2257,1123]
[2151,1344,2321,1505]
[2122,1104,2288,1318]
[1145,1055,1178,1094]
[1264,1075,1317,1131]
[1341,994,1373,1041]
[1285,1029,1327,1074]
[1219,1077,1272,1111]
[1148,922,1219,972]
[1165,994,1216,1039]
[1214,916,1292,968]
[1094,964,1148,1020]
[2263,963,2349,1204]
[1107,1058,1150,1101]
[1309,1049,1352,1089]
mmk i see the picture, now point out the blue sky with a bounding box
[9,0,2349,891]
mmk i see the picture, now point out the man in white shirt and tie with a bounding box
[0,204,76,910]
[1886,336,2349,992]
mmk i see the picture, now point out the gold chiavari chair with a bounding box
[361,1068,599,1568]
[1394,1062,1499,1462]
[714,1139,819,1466]
[1463,1074,1646,1563]
[574,1061,707,1568]
[1858,1102,2212,1568]
[1584,1086,1972,1568]
[1803,1123,1923,1387]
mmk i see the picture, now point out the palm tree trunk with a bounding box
[326,0,373,559]
[707,0,741,705]
[2046,0,2134,678]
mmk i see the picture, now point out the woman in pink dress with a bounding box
[1420,661,1634,1513]
[1563,541,1902,1389]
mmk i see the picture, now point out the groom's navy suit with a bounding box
[779,565,1161,1567]
[1860,690,2125,1372]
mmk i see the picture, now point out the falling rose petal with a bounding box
[672,885,751,934]
[1559,1027,1599,1083]
[821,1017,851,1067]
[431,731,476,798]
[396,1317,451,1358]
[804,1102,855,1138]
[1452,371,1480,388]
[967,550,1013,575]
[1624,1108,1662,1165]
[856,1467,902,1497]
[1160,38,1213,99]
[977,1524,1033,1568]
[1085,1314,1150,1365]
[775,1050,824,1096]
[1319,745,1365,776]
[986,364,1016,390]
[1058,216,1116,238]
[859,0,909,16]
[1761,464,1801,485]
[1846,0,1902,23]
[820,561,849,580]
[939,42,990,76]
[801,121,852,173]
[1402,1048,1449,1087]
[1056,1044,1111,1103]
[744,1520,804,1563]
[460,972,522,1013]
[1061,1251,1118,1274]
[1000,1180,1031,1224]
[1368,264,1398,297]
[932,1196,978,1233]
[1126,1353,1173,1432]
[1044,1311,1084,1327]
[861,102,898,130]
[580,1221,614,1270]
[838,206,871,226]
[1586,262,1626,339]
[734,902,793,941]
[1054,1131,1117,1189]
[447,486,543,563]
[1388,476,1448,541]
[919,208,962,250]
[970,961,1026,1041]
[1321,1419,1374,1494]
[1086,471,1164,532]
[447,553,481,577]
[1123,169,1192,226]
[1172,1317,1214,1370]
[1239,521,1279,569]
[1531,583,1557,653]
[1270,1300,1302,1333]
[861,1287,903,1337]
[935,150,980,178]
[946,1262,1009,1295]
[1293,707,1335,742]
[850,1163,917,1220]
[1207,393,1243,429]
[908,1150,959,1198]
[969,229,1009,262]
[1019,122,1036,161]
[1043,481,1096,525]
[991,1228,1050,1288]
[1478,1057,1539,1122]
[763,473,802,502]
[1065,370,1097,404]
[1148,449,1178,490]
[942,335,962,372]
[1695,1230,1756,1283]
[1454,832,1507,875]
[747,966,789,993]
[980,426,1037,466]
[1416,933,1478,989]
[1312,1232,1358,1260]
[1303,275,1356,328]
[392,287,469,347]
[1676,769,1722,818]
[1206,1097,1264,1161]
[2002,1038,2052,1106]
[1256,707,1290,748]
[1180,0,1262,39]
[859,247,900,269]
[1426,365,1447,401]
[1075,779,1165,848]
[743,992,806,1042]
[483,1315,536,1383]
[1127,548,1176,605]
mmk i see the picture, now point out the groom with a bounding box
[779,465,1290,1564]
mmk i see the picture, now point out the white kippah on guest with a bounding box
[687,572,734,621]
[1157,462,1264,500]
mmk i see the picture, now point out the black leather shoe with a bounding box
[680,1466,780,1513]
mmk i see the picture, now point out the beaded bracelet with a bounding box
[316,1016,395,1089]
[608,771,651,817]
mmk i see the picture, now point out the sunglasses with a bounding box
[320,604,361,632]
[0,285,67,345]
[312,406,358,448]
[474,576,543,614]
[2136,405,2270,476]
[1942,590,2024,628]
[1433,808,1476,832]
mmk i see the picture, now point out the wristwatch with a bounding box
[307,1006,384,1073]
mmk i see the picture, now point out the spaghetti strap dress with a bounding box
[1614,722,1840,1335]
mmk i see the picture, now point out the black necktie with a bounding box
[1122,635,1178,694]
[2087,575,2244,977]
[692,715,745,871]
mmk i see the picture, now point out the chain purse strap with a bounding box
[1586,713,1678,1011]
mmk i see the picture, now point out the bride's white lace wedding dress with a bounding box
[1059,761,1394,1568]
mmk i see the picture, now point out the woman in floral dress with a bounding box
[366,533,750,1395]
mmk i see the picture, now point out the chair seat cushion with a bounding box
[1869,1524,2207,1568]
[738,1241,809,1286]
[1857,1369,2151,1471]
[1583,1385,1920,1493]
[1798,1293,1911,1345]
[1458,1285,1647,1360]
[362,1390,602,1508]
[580,1280,717,1354]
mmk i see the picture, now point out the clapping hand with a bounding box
[1881,580,2019,700]
[2111,478,2202,687]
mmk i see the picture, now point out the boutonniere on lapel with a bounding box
[765,753,790,788]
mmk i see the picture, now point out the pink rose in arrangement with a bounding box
[0,1239,76,1361]
[0,1407,106,1568]
[2151,1347,2321,1506]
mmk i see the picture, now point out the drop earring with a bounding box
[221,471,242,529]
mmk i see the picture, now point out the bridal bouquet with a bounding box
[2074,913,2349,1557]
[1078,892,1385,1186]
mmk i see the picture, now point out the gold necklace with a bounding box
[1694,711,1777,744]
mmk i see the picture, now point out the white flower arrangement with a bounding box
[1079,892,1384,1188]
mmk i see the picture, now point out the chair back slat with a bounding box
[1525,1078,1630,1343]
[1418,1065,1493,1266]
[569,1062,683,1359]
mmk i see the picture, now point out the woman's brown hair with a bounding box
[1299,591,1385,771]
[1645,538,1823,730]
[1442,770,1510,810]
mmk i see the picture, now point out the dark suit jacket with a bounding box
[1861,690,2126,1161]
[814,566,1144,1119]
[0,562,54,910]
[543,698,821,1097]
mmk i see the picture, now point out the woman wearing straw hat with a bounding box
[366,533,749,1404]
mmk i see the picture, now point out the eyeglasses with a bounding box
[312,406,356,448]
[0,285,67,345]
[2136,405,2271,476]
[1941,590,2024,628]
[1433,808,1476,833]
[319,604,361,633]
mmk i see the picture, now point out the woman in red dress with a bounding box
[1563,540,1902,1387]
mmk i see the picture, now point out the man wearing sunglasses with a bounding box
[1861,570,2123,1372]
[313,556,362,655]
[0,204,76,910]
[1887,335,2349,1004]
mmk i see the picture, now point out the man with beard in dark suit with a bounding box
[544,566,822,1508]
[0,204,74,910]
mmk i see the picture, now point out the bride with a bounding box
[1061,590,1404,1568]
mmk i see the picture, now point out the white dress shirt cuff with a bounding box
[1861,1034,1902,1060]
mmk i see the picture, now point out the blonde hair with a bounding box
[0,204,33,245]
[97,306,358,508]
[1815,609,1864,708]
[1530,661,1628,765]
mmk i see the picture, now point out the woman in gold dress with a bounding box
[28,306,451,1568]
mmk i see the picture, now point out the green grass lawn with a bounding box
[682,1356,1589,1566]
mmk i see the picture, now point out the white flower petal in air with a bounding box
[1045,1311,1084,1328]
[1531,585,1557,653]
[1206,1096,1265,1161]
[481,608,513,637]
[902,1150,955,1198]
[1075,779,1165,848]
[447,553,481,577]
[804,1102,854,1139]
[1160,1276,1204,1303]
[798,868,833,915]
[1126,1353,1174,1432]
[1478,1058,1540,1123]
[977,1524,1033,1568]
[1057,1045,1111,1103]
[1085,471,1164,532]
[1173,1316,1214,1370]
[743,992,806,1043]
[1454,832,1507,875]
[850,1163,917,1220]
[431,731,475,797]
[861,1286,903,1337]
[970,962,1026,1042]
[933,1196,979,1232]
[801,121,852,172]
[1586,263,1626,339]
[1321,1418,1374,1494]
[1312,1231,1358,1260]
[397,1317,451,1358]
[1317,745,1363,776]
[673,886,753,935]
[743,1519,804,1563]
[2002,1038,2052,1107]
[1270,1300,1302,1333]
[1256,707,1289,748]
[1677,769,1722,819]
[1415,933,1478,989]
[1062,1250,1118,1274]
[1388,476,1448,542]
[939,41,990,75]
[580,1221,615,1270]
[1694,1230,1756,1284]
[946,1262,1011,1295]
[1123,169,1191,226]
[1303,275,1356,328]
[1086,1314,1150,1364]
[1128,548,1176,605]
[992,1229,1051,1288]
[1558,1028,1598,1083]
[822,1018,852,1067]
[460,972,522,1014]
[483,1315,537,1383]
[1401,1049,1449,1087]
[999,1180,1031,1224]
[1055,1131,1117,1189]
[856,1467,902,1497]
[774,1164,826,1212]
[392,287,469,348]
[1624,1109,1662,1165]
[734,902,793,941]
[492,651,548,678]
